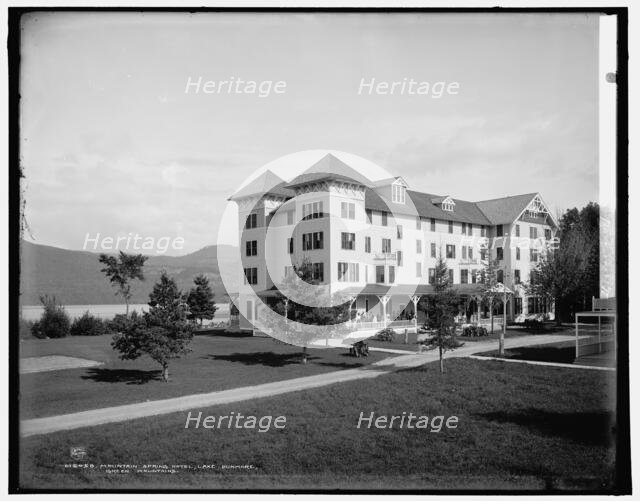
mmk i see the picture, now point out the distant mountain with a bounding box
[19,241,239,306]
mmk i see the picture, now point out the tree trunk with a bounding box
[490,299,494,334]
[439,345,444,373]
[302,347,308,364]
[162,364,169,382]
[125,299,130,318]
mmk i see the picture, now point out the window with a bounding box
[496,247,504,260]
[448,269,454,283]
[430,242,436,258]
[530,249,538,262]
[428,268,436,284]
[468,246,474,259]
[245,240,257,256]
[416,262,422,277]
[497,269,504,283]
[480,248,487,261]
[446,244,456,259]
[496,225,504,237]
[460,269,469,284]
[365,209,373,224]
[365,236,371,253]
[312,262,324,282]
[381,211,388,226]
[471,270,477,284]
[481,225,486,237]
[462,246,467,259]
[514,298,523,315]
[397,225,403,239]
[448,221,453,234]
[397,250,403,267]
[462,222,467,235]
[287,238,293,254]
[376,266,385,284]
[416,240,422,254]
[430,218,436,232]
[544,228,551,240]
[337,262,358,282]
[382,238,392,253]
[243,267,258,285]
[516,247,520,260]
[416,217,422,230]
[303,232,323,251]
[388,266,395,284]
[514,269,521,284]
[302,201,324,220]
[515,224,520,237]
[341,202,355,220]
[529,226,538,239]
[468,223,473,235]
[287,211,294,225]
[392,184,406,204]
[442,201,454,212]
[245,213,258,229]
[341,232,355,250]
[284,265,294,278]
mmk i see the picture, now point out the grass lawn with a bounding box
[19,358,617,491]
[19,334,391,419]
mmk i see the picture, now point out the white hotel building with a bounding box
[230,154,558,331]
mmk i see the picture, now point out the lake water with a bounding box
[20,303,230,323]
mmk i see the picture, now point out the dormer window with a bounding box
[441,196,455,212]
[392,183,406,204]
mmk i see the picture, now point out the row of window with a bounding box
[246,209,553,242]
[245,262,527,287]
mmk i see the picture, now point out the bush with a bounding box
[107,313,132,334]
[374,327,396,342]
[35,295,70,338]
[461,325,489,337]
[70,311,108,336]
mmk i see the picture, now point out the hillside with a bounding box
[19,241,239,306]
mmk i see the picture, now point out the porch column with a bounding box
[377,295,391,328]
[347,295,357,326]
[409,294,421,333]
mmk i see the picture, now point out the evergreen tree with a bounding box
[186,274,217,326]
[423,253,462,373]
[112,271,193,382]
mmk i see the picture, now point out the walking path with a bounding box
[21,334,578,437]
[20,356,103,374]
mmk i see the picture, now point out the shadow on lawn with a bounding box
[479,408,615,446]
[81,368,162,385]
[205,351,367,369]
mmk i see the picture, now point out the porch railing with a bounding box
[349,319,414,331]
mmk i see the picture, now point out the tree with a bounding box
[99,251,148,316]
[112,271,193,382]
[528,203,599,324]
[423,254,462,373]
[186,274,218,326]
[32,295,71,339]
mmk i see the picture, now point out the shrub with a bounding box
[70,311,107,336]
[461,325,489,337]
[35,295,70,338]
[374,327,396,342]
[107,313,132,334]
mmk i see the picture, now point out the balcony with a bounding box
[459,258,479,265]
[374,252,396,261]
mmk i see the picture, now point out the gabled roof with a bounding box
[287,154,374,189]
[373,176,408,187]
[228,170,294,200]
[475,193,538,225]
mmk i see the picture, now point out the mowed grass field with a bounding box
[19,334,391,419]
[19,358,617,491]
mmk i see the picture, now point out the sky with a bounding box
[20,11,600,255]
